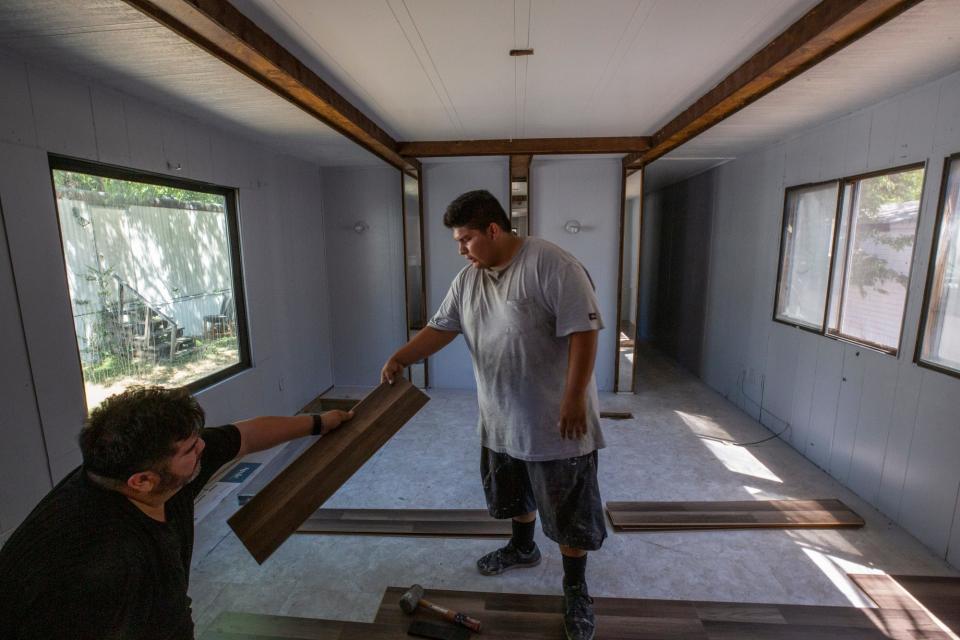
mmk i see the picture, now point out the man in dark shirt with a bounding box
[0,385,352,640]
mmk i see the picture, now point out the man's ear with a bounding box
[488,222,502,238]
[126,471,159,494]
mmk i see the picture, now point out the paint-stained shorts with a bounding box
[480,447,606,551]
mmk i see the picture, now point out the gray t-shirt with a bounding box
[428,237,606,461]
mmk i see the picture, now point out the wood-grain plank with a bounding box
[849,574,960,633]
[296,509,510,538]
[228,379,429,563]
[606,500,864,531]
[208,611,403,640]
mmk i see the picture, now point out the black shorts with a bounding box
[480,447,606,551]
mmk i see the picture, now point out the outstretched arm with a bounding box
[381,327,458,383]
[233,410,353,458]
[559,329,598,440]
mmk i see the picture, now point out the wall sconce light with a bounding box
[564,220,582,234]
[353,221,369,234]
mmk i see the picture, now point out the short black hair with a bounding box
[443,189,511,231]
[79,386,204,480]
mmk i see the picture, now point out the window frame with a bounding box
[914,151,960,379]
[773,161,927,357]
[48,154,252,400]
[772,178,843,334]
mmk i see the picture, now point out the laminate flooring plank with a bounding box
[295,509,510,538]
[607,500,864,531]
[702,619,947,639]
[849,575,960,635]
[778,604,944,631]
[607,500,850,512]
[228,379,429,563]
[237,439,314,506]
[376,587,707,639]
[210,612,403,640]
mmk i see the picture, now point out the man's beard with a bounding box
[153,459,201,494]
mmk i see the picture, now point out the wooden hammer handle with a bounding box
[420,598,482,633]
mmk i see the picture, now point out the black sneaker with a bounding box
[476,541,541,575]
[562,582,596,640]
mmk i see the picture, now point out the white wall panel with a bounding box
[674,69,960,565]
[0,142,88,480]
[90,85,130,166]
[828,344,866,483]
[29,66,97,159]
[846,349,899,504]
[866,100,900,171]
[787,330,820,453]
[321,165,405,387]
[0,51,336,531]
[0,201,52,539]
[0,56,36,148]
[895,84,939,166]
[532,158,623,391]
[899,372,960,555]
[842,111,872,177]
[805,338,843,469]
[933,73,960,155]
[423,159,509,390]
[876,362,923,520]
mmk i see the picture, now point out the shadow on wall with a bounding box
[645,170,716,376]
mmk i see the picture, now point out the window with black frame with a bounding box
[774,163,925,355]
[917,153,960,376]
[50,157,249,410]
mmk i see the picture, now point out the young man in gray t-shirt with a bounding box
[381,189,605,640]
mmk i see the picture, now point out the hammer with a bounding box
[399,584,482,633]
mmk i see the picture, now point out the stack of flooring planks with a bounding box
[607,499,864,531]
[297,508,510,537]
[198,581,957,639]
[228,378,429,563]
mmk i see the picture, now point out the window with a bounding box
[774,163,925,355]
[775,181,840,330]
[917,153,960,376]
[50,157,249,410]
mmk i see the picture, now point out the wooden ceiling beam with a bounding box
[623,0,923,170]
[399,137,651,158]
[122,0,417,173]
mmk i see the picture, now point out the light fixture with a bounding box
[564,220,582,234]
[353,221,369,234]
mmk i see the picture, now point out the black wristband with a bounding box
[311,413,324,436]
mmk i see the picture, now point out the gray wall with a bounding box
[642,170,716,375]
[423,159,510,390]
[321,166,406,386]
[532,158,621,392]
[660,69,960,567]
[0,51,335,539]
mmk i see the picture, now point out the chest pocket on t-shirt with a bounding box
[503,298,544,335]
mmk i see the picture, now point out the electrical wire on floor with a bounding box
[695,370,791,447]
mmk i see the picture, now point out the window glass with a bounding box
[827,167,924,352]
[919,157,960,373]
[52,162,247,410]
[775,182,839,329]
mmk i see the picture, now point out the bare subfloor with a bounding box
[189,348,958,635]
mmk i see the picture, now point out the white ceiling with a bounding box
[1,0,959,184]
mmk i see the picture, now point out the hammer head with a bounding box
[399,584,425,614]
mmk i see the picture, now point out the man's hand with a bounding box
[320,410,354,435]
[559,393,588,440]
[380,357,405,385]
